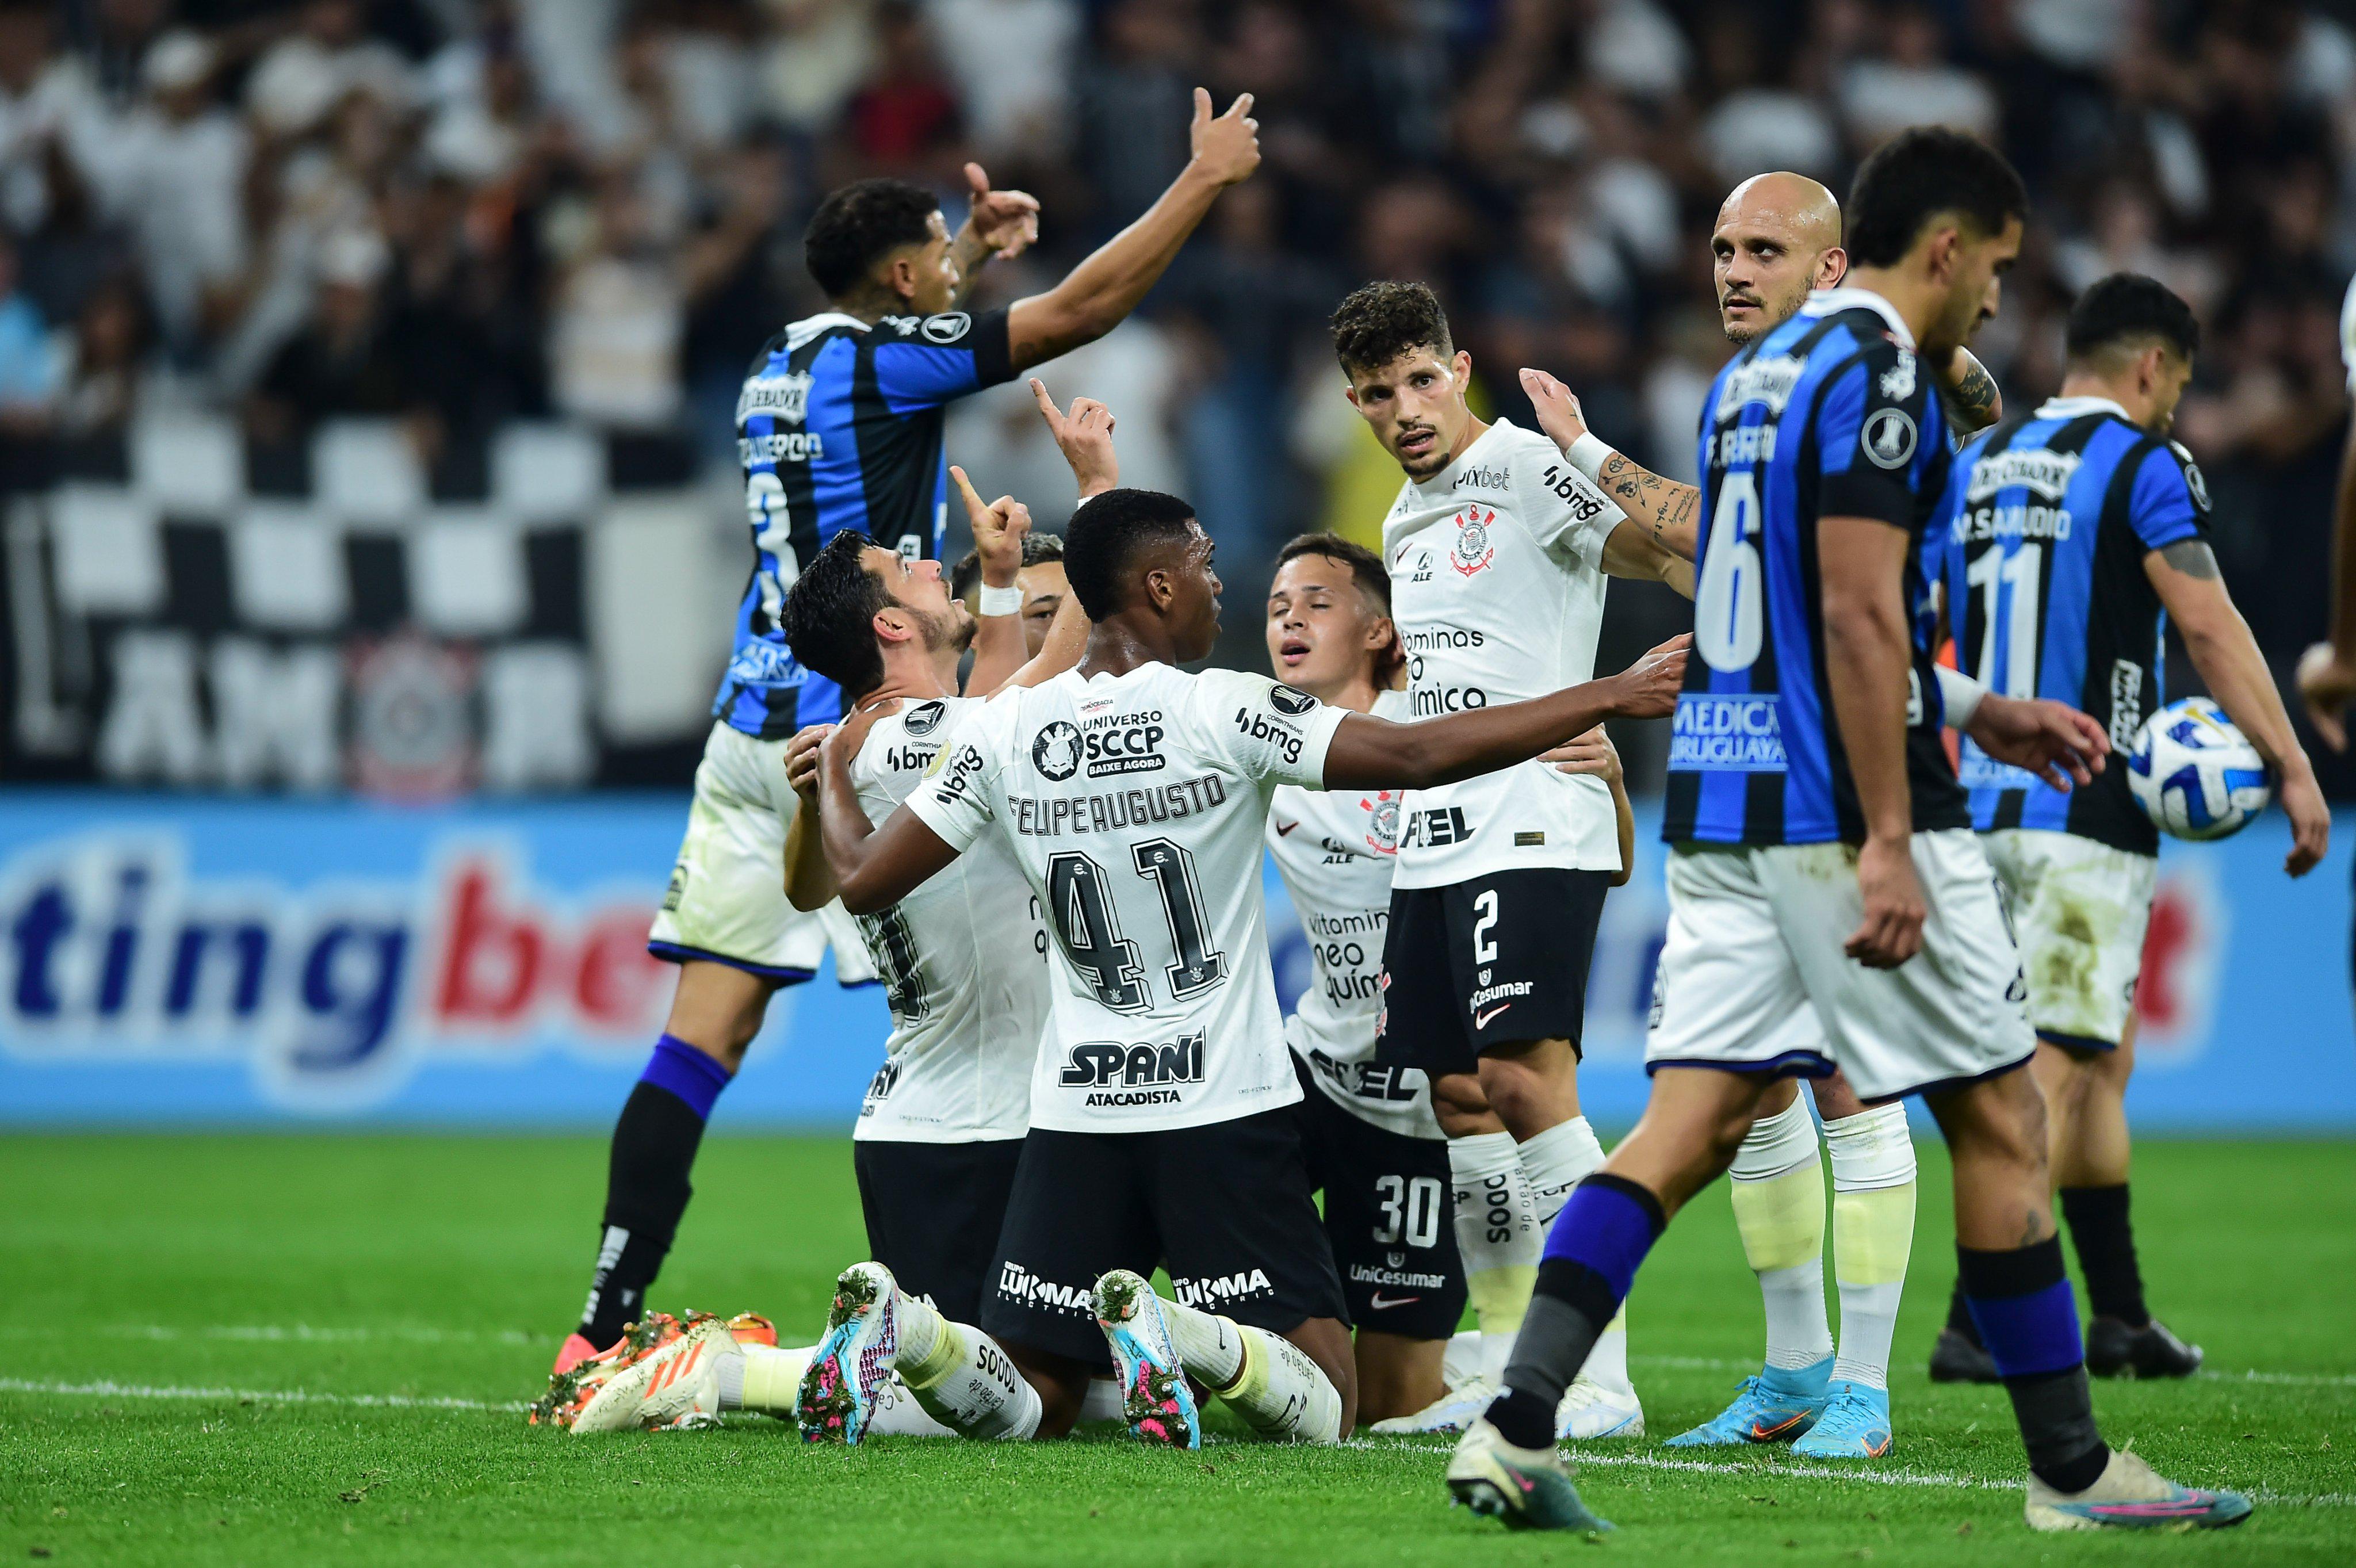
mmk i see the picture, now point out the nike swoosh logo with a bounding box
[1748,1411,1811,1441]
[1275,820,1299,836]
[1368,1292,1420,1310]
[1474,1003,1512,1028]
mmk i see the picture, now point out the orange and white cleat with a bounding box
[552,1332,602,1379]
[529,1313,684,1429]
[571,1312,779,1434]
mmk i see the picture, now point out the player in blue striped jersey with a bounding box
[553,93,1265,1376]
[1926,274,2326,1387]
[1454,130,2252,1536]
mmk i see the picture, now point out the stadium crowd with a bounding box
[0,0,2350,773]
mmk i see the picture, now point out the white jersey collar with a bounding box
[2034,395,2133,423]
[785,311,870,349]
[1799,286,1915,350]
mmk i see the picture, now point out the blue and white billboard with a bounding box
[1,793,2350,1129]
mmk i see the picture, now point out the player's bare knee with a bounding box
[1430,1070,1504,1137]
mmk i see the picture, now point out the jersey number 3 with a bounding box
[1046,839,1227,1012]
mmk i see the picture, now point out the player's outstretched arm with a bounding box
[1520,367,1701,565]
[988,588,1088,695]
[1936,347,2002,433]
[1005,89,1259,370]
[2148,539,2330,876]
[1322,636,1689,791]
[1031,380,1120,498]
[781,723,839,911]
[2296,403,2356,749]
[817,702,964,915]
[1819,517,1925,969]
[953,465,1035,696]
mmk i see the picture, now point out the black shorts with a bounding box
[979,1106,1349,1368]
[1291,1057,1466,1341]
[854,1137,1024,1325]
[1374,868,1612,1080]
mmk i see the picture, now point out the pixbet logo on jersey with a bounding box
[0,833,667,1103]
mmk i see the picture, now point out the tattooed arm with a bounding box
[1520,366,1701,565]
[1937,347,2003,434]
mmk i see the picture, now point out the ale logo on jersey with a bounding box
[1032,721,1084,781]
[1449,507,1497,575]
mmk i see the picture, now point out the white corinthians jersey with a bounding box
[1383,416,1627,888]
[1267,688,1439,1139]
[908,663,1348,1134]
[848,696,1048,1143]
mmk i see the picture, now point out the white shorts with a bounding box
[646,721,876,984]
[1646,830,2034,1102]
[1983,828,2155,1050]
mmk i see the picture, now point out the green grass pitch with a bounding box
[3,1133,2351,1565]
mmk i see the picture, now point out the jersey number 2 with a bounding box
[1046,839,1227,1012]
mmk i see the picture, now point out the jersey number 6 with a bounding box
[1696,471,1764,671]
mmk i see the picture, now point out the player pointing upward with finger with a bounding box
[551,90,1264,1382]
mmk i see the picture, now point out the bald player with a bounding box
[1511,171,2002,1460]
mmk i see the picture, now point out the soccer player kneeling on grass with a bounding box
[804,485,1685,1447]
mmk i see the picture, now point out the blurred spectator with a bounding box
[0,228,57,428]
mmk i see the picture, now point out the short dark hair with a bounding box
[1274,531,1403,684]
[804,178,940,299]
[2064,272,2198,365]
[781,530,893,701]
[1330,281,1454,378]
[1063,489,1199,620]
[950,531,1065,600]
[1844,127,2028,270]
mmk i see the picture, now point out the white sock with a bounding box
[732,1341,959,1436]
[893,1294,1042,1440]
[1441,1328,1482,1390]
[1078,1376,1126,1424]
[1163,1295,1341,1443]
[1517,1115,1607,1224]
[1730,1094,1834,1372]
[1579,1307,1634,1395]
[1826,1103,1917,1393]
[1448,1131,1539,1385]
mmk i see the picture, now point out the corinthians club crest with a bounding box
[1449,506,1497,575]
[1364,790,1401,854]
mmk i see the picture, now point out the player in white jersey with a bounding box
[802,484,1689,1447]
[1322,281,1692,1439]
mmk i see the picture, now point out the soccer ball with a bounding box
[2126,697,2271,840]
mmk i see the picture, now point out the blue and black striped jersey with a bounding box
[1665,288,1968,847]
[1932,396,2210,855]
[714,307,1016,738]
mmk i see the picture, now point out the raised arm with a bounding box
[952,465,1034,697]
[1030,380,1120,498]
[1820,517,1924,969]
[1520,368,1700,563]
[2150,538,2330,875]
[1322,636,1688,791]
[1936,346,2003,433]
[1006,90,1259,370]
[816,705,963,916]
[781,724,839,911]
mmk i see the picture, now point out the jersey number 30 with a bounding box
[1046,839,1227,1012]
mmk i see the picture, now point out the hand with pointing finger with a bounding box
[1187,87,1260,187]
[950,464,1030,591]
[961,162,1039,261]
[1031,379,1120,498]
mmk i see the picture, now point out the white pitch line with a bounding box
[0,1378,526,1413]
[1350,1440,2355,1509]
[0,1324,544,1345]
[1630,1353,2356,1391]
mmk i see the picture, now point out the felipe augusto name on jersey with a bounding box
[716,308,1018,737]
[1932,396,2210,855]
[1666,287,1968,847]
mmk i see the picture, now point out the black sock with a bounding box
[2059,1184,2147,1327]
[2005,1367,2109,1493]
[578,1081,708,1347]
[1956,1237,2108,1493]
[1945,1278,1982,1345]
